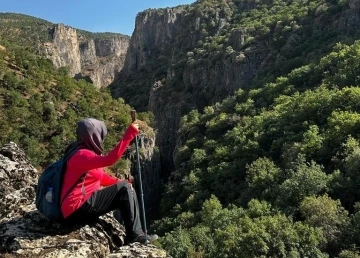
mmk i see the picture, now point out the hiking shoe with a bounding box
[130,233,158,244]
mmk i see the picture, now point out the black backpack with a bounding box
[35,149,81,222]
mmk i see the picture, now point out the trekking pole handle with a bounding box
[131,110,136,123]
[130,109,148,242]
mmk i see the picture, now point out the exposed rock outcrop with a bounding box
[0,44,6,52]
[0,142,169,258]
[349,0,360,10]
[122,7,187,76]
[44,24,129,88]
[335,0,360,33]
[44,25,82,76]
[147,80,185,174]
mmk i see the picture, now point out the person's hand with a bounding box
[128,181,134,192]
[125,177,134,192]
[132,122,140,130]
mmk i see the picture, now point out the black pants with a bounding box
[66,181,143,239]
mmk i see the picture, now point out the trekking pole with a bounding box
[131,110,148,243]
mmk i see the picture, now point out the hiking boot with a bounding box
[130,233,158,244]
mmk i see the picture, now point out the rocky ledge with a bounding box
[0,142,170,258]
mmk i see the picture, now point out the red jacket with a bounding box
[61,124,139,218]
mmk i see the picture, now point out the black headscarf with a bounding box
[76,118,107,155]
[63,118,108,157]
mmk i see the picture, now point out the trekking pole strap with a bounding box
[60,148,88,206]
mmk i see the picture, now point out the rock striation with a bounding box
[43,24,129,88]
[0,142,170,258]
[44,25,82,76]
[122,7,186,77]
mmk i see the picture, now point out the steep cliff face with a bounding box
[44,24,129,88]
[123,7,187,76]
[147,80,189,174]
[120,7,193,173]
[44,25,82,76]
[113,3,268,173]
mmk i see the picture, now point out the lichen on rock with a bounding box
[0,142,170,258]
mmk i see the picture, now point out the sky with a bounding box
[0,0,195,36]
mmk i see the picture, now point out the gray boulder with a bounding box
[0,142,169,258]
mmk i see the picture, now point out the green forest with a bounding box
[3,0,360,257]
[0,16,149,173]
[155,42,360,257]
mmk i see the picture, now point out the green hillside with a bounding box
[155,41,360,257]
[0,12,129,51]
[0,13,53,50]
[0,36,140,173]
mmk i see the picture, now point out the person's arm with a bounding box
[70,124,139,171]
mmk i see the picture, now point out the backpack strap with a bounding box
[60,172,87,206]
[63,146,79,162]
[60,148,88,206]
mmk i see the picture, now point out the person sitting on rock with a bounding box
[61,117,157,244]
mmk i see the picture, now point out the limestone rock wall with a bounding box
[122,7,186,76]
[43,24,129,88]
[44,24,82,76]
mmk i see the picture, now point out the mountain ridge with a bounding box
[0,12,130,39]
[0,12,130,88]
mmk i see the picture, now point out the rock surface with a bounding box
[44,24,82,76]
[43,24,129,88]
[0,142,170,258]
[122,7,186,77]
[349,0,360,10]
